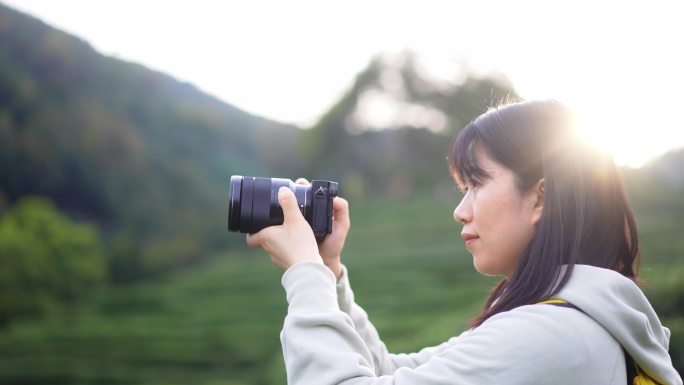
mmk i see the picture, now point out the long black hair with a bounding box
[449,99,640,328]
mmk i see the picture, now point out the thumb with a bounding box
[278,187,303,222]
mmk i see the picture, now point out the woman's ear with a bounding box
[531,178,544,225]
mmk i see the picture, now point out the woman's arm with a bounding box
[281,262,611,385]
[335,265,460,375]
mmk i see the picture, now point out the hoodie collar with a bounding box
[556,264,681,385]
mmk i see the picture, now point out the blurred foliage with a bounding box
[302,52,517,201]
[0,3,516,282]
[0,2,683,385]
[0,196,106,325]
[0,194,483,385]
[0,183,680,385]
[621,164,684,371]
[0,4,301,282]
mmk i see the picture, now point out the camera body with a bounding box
[228,176,338,242]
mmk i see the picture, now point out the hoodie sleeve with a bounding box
[280,262,608,385]
[334,265,461,375]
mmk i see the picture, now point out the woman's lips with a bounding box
[461,233,479,249]
[465,237,478,248]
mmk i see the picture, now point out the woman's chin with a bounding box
[473,258,504,277]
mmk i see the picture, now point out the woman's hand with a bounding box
[246,187,322,270]
[317,195,350,280]
[293,179,351,279]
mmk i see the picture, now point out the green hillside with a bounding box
[0,194,492,385]
[0,3,302,284]
[0,186,682,385]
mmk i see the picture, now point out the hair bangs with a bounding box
[449,122,490,189]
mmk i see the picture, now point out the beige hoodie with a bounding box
[280,262,681,385]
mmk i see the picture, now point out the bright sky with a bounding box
[4,0,683,167]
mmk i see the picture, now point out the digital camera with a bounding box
[228,176,338,242]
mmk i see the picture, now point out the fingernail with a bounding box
[279,187,289,194]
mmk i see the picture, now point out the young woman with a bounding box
[246,100,682,385]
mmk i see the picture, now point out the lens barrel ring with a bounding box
[240,176,255,233]
[228,176,243,231]
[250,177,273,233]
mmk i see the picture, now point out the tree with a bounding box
[301,51,519,199]
[0,196,106,325]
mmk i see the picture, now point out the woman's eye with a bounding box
[455,179,480,194]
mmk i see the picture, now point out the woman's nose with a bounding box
[453,196,472,224]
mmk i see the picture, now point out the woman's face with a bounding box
[453,150,543,278]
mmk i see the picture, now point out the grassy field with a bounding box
[0,189,682,384]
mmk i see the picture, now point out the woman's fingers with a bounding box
[246,187,308,247]
[332,197,350,227]
[246,231,266,248]
[332,196,348,212]
[245,184,323,271]
[278,187,304,223]
[295,178,310,185]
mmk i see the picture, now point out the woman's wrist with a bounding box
[324,259,343,280]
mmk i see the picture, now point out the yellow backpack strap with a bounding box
[537,298,582,311]
[537,299,568,305]
[537,299,662,385]
[633,364,660,385]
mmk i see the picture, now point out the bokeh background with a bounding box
[1,2,682,384]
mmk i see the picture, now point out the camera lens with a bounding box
[227,176,309,234]
[228,175,243,232]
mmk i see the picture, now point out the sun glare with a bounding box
[574,107,628,166]
[569,92,682,169]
